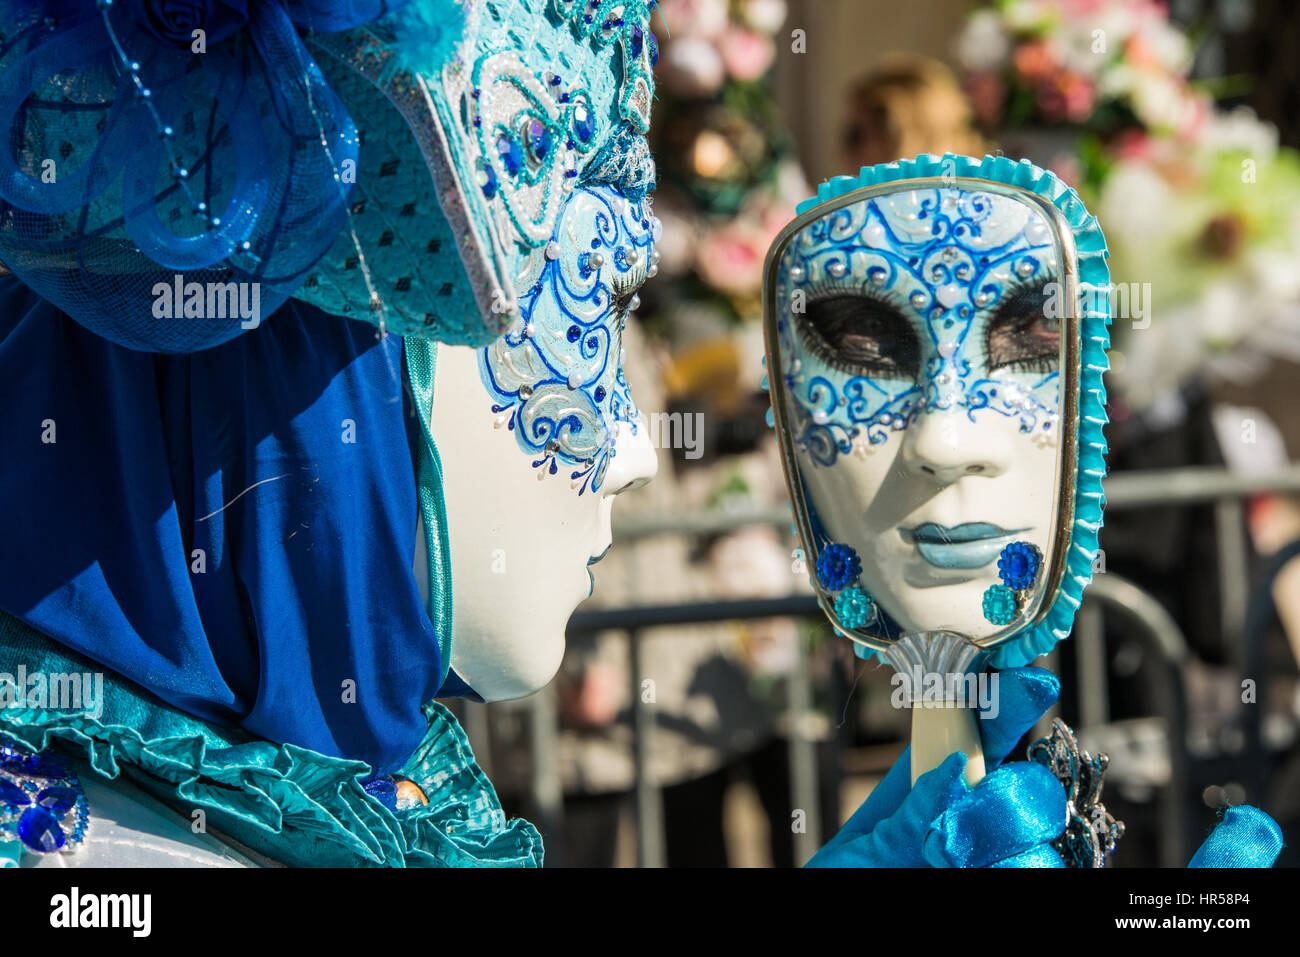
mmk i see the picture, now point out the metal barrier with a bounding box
[493,464,1300,866]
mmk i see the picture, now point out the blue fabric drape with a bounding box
[0,276,444,774]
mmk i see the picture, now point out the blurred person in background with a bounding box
[842,55,986,171]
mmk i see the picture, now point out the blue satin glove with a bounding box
[1189,805,1283,868]
[809,666,1066,867]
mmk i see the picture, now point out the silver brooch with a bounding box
[1027,718,1124,868]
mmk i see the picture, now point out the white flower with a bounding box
[1098,160,1174,245]
[656,0,729,40]
[741,0,787,35]
[953,9,1011,72]
[1136,19,1193,75]
[1205,106,1279,160]
[1130,71,1193,133]
[658,36,726,97]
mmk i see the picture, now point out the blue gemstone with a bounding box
[573,105,596,142]
[527,120,552,162]
[362,779,397,812]
[17,806,65,852]
[566,325,581,342]
[480,162,498,199]
[21,752,67,777]
[497,135,523,176]
[594,386,606,402]
[0,744,26,770]
[630,25,643,58]
[649,32,659,67]
[37,786,77,813]
[0,777,31,807]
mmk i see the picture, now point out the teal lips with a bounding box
[902,522,1027,570]
[586,544,612,597]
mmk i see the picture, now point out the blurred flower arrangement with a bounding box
[646,0,809,333]
[956,0,1300,411]
[956,0,1207,148]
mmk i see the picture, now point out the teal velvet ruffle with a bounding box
[0,611,541,867]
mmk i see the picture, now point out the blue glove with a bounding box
[1189,805,1283,868]
[808,666,1066,867]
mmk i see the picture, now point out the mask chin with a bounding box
[450,614,568,702]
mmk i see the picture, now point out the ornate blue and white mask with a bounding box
[481,184,656,493]
[764,155,1111,670]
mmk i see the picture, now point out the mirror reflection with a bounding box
[769,184,1072,645]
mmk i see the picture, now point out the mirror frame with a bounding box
[761,153,1111,666]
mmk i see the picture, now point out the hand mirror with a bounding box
[763,155,1111,784]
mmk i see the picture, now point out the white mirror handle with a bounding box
[910,705,985,787]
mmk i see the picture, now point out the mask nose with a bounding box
[602,410,658,497]
[899,408,1012,485]
[588,412,657,563]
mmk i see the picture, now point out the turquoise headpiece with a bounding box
[0,0,656,351]
[298,0,658,343]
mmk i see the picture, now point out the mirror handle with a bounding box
[910,705,985,787]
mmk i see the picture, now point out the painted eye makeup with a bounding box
[985,280,1061,375]
[608,274,643,320]
[799,293,921,380]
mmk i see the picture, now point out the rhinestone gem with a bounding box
[526,120,552,163]
[573,104,595,142]
[497,135,523,176]
[17,805,65,853]
[0,777,31,807]
[37,786,77,813]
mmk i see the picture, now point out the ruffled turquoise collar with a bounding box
[0,611,541,867]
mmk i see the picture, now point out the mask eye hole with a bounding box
[800,295,920,380]
[985,281,1061,375]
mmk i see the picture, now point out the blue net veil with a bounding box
[0,1,412,351]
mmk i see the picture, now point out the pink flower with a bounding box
[1036,72,1096,123]
[656,0,729,39]
[717,27,775,81]
[695,226,766,297]
[1014,41,1059,85]
[1112,129,1154,161]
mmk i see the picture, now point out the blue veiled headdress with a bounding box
[0,0,656,351]
[0,0,659,778]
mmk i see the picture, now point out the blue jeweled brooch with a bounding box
[0,739,88,857]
